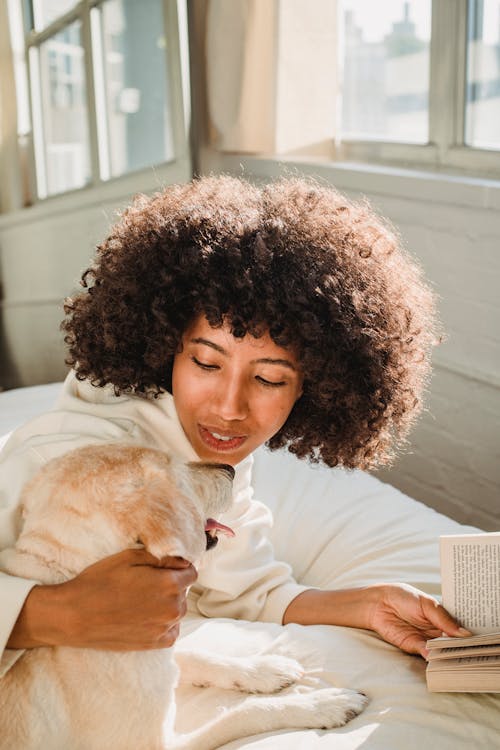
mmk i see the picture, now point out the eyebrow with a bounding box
[189,337,298,371]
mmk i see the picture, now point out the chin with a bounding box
[197,443,248,466]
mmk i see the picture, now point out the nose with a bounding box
[214,375,248,422]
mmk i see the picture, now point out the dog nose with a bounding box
[194,461,235,480]
[212,463,235,480]
[205,463,235,479]
[205,533,219,551]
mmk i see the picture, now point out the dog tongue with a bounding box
[205,518,235,537]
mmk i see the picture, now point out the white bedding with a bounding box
[1,383,499,748]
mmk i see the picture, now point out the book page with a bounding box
[428,643,500,660]
[440,533,500,634]
[427,631,500,649]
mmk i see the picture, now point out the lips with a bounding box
[204,518,235,550]
[198,425,247,453]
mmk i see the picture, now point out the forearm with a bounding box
[7,550,197,654]
[6,584,71,649]
[282,586,384,630]
[282,583,468,659]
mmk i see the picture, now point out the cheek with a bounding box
[260,394,297,433]
[172,356,192,397]
[171,360,192,417]
[172,364,207,426]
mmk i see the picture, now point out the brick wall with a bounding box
[365,185,500,530]
[377,365,500,530]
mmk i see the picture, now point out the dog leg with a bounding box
[170,687,368,750]
[175,650,304,693]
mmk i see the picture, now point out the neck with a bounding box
[13,527,114,584]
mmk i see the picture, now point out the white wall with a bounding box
[198,152,500,530]
[0,159,191,389]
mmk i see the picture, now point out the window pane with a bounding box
[38,22,91,195]
[465,0,500,150]
[32,0,78,30]
[98,0,174,178]
[340,0,431,143]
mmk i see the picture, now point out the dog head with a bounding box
[19,444,234,573]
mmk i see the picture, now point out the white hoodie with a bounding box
[0,372,308,675]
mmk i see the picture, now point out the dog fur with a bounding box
[0,443,367,750]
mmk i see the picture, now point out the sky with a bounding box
[341,0,431,43]
[342,0,500,45]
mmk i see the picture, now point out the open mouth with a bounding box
[204,518,235,550]
[199,425,247,453]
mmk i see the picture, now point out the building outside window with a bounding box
[14,0,184,199]
[337,0,500,176]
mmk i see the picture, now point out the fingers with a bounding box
[126,547,190,568]
[154,623,180,650]
[420,596,472,638]
[410,596,473,659]
[126,548,198,584]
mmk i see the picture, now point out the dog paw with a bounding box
[231,655,305,694]
[298,687,369,728]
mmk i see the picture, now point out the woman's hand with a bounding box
[8,548,197,651]
[367,583,471,658]
[283,584,471,659]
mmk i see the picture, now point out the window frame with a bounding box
[22,0,189,201]
[335,0,500,179]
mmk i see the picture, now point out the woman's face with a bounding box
[171,315,303,465]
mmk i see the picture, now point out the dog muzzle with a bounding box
[205,518,235,550]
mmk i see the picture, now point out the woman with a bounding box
[1,176,469,673]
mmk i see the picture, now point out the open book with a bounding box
[426,532,500,693]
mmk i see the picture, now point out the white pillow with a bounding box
[252,446,480,593]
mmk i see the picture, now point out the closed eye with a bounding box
[192,356,219,370]
[256,375,286,388]
[192,355,286,386]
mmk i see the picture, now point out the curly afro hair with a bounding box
[62,175,440,470]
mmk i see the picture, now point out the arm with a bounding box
[283,584,471,658]
[7,550,197,651]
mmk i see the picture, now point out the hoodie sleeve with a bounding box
[190,455,311,623]
[0,438,51,676]
[0,391,142,676]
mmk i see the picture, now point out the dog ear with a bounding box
[131,483,204,563]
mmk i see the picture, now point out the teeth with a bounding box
[211,431,235,441]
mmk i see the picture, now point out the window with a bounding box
[465,0,500,150]
[337,0,500,177]
[35,20,91,194]
[341,0,431,145]
[20,0,185,199]
[97,0,175,179]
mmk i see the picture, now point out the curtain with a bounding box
[0,0,24,213]
[193,0,338,156]
[205,0,276,153]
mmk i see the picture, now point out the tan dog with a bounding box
[0,444,367,750]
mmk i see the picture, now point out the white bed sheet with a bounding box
[1,383,499,748]
[0,382,63,437]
